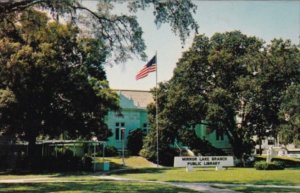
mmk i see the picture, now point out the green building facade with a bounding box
[194,124,232,154]
[106,90,231,154]
[106,90,152,150]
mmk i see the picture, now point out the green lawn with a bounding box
[0,181,198,193]
[96,156,156,169]
[0,172,94,181]
[220,186,300,193]
[113,167,300,185]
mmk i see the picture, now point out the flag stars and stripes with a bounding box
[135,55,157,80]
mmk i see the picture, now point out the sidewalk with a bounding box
[97,176,300,193]
[98,176,240,193]
[0,175,239,192]
[1,175,300,193]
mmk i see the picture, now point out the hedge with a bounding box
[255,156,300,168]
[255,161,285,170]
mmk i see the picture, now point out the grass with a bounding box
[1,156,300,192]
[0,172,96,181]
[112,167,300,185]
[0,174,54,180]
[218,186,300,193]
[0,181,198,193]
[96,156,156,169]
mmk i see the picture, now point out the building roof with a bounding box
[115,89,154,109]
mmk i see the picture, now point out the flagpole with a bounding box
[155,51,159,167]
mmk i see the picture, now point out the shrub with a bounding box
[81,154,93,171]
[254,161,285,170]
[13,153,94,172]
[255,156,300,168]
[127,129,145,155]
[159,147,178,166]
[104,146,118,156]
[140,146,178,166]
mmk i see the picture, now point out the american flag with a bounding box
[135,55,157,80]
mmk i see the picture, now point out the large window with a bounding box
[115,122,125,140]
[115,128,120,140]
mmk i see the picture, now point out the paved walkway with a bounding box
[0,176,239,192]
[98,176,239,193]
[1,175,300,193]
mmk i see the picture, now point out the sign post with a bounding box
[121,127,126,166]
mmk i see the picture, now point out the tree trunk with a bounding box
[26,131,38,170]
[28,136,37,157]
[225,129,243,158]
[258,136,262,155]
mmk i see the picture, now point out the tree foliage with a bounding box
[278,84,300,145]
[0,10,119,156]
[142,31,300,159]
[0,0,198,63]
[0,0,198,161]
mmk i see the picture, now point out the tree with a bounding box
[140,82,180,165]
[167,32,261,158]
[143,32,300,159]
[278,84,300,145]
[0,0,198,63]
[238,39,300,153]
[0,10,119,157]
[0,1,198,163]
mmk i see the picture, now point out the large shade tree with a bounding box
[237,39,300,153]
[142,31,300,159]
[0,10,119,156]
[0,1,198,158]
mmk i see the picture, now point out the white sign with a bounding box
[174,156,234,167]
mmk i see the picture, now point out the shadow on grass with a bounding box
[0,169,53,175]
[108,167,171,175]
[223,186,300,193]
[250,180,298,186]
[0,181,197,193]
[0,169,95,178]
[168,179,298,186]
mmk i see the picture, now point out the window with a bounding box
[268,140,274,145]
[115,122,125,140]
[143,123,147,128]
[115,128,119,140]
[216,129,224,141]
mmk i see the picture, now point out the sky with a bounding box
[84,0,300,91]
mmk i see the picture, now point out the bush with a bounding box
[254,161,285,170]
[141,146,178,166]
[255,156,300,168]
[13,153,94,172]
[159,147,178,166]
[127,129,145,155]
[81,154,93,171]
[104,146,118,157]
